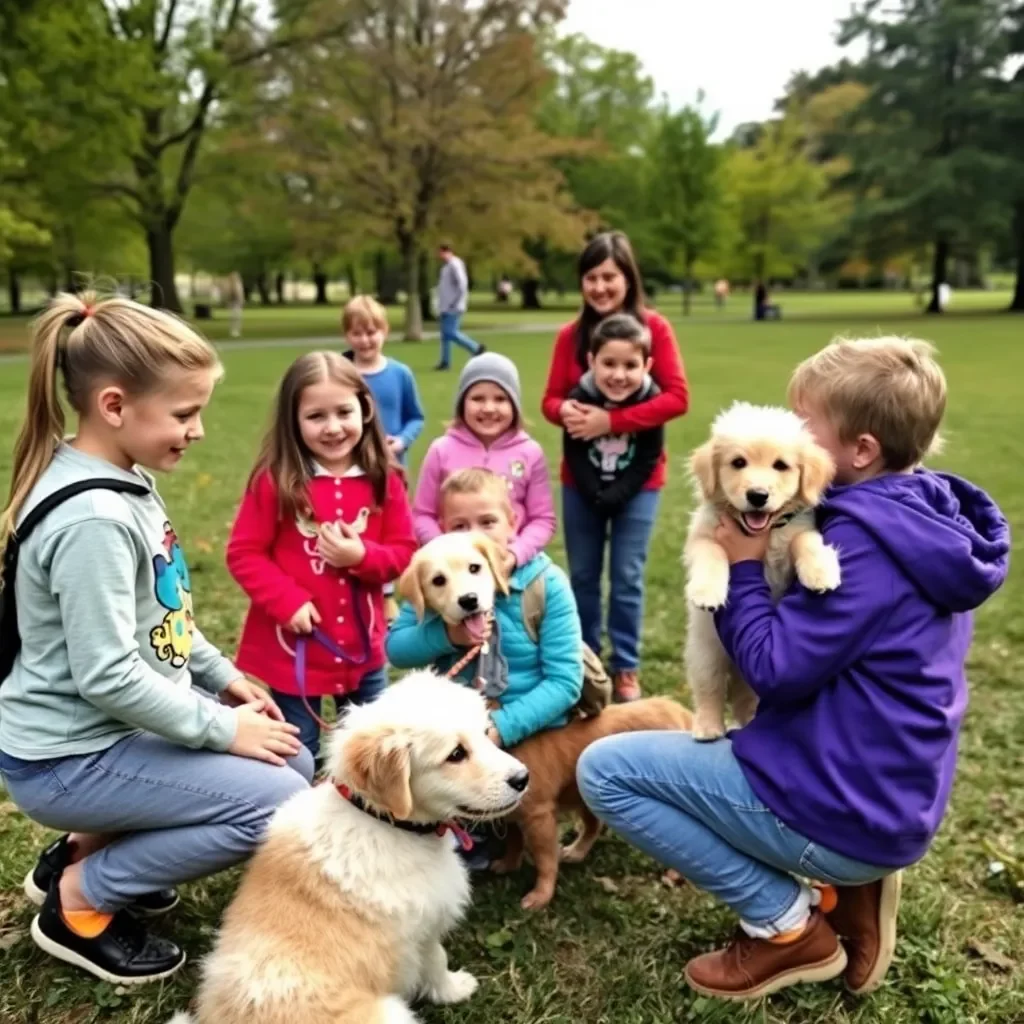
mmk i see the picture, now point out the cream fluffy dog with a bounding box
[168,671,529,1024]
[684,402,840,739]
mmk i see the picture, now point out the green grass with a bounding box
[0,299,1021,1023]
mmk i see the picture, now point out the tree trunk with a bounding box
[146,223,183,312]
[346,263,357,297]
[521,279,542,309]
[242,276,253,302]
[418,250,434,323]
[256,272,271,306]
[1010,201,1024,312]
[926,236,950,314]
[312,263,329,305]
[8,268,21,314]
[400,236,423,340]
[275,272,285,304]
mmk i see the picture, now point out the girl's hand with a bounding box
[386,435,405,455]
[221,678,285,722]
[229,705,302,766]
[288,601,321,634]
[714,513,771,564]
[502,550,517,574]
[486,723,502,748]
[567,406,612,441]
[318,521,365,568]
[560,399,587,430]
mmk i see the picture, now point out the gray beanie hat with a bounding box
[455,352,522,420]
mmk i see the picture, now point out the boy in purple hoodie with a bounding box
[577,336,1010,1001]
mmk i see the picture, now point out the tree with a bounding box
[839,0,1012,312]
[1,1,347,312]
[1002,3,1024,311]
[281,0,579,339]
[722,114,836,282]
[646,98,724,314]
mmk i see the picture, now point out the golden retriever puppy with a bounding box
[168,672,529,1024]
[398,531,509,644]
[398,534,694,910]
[684,402,839,740]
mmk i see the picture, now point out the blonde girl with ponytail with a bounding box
[0,293,313,986]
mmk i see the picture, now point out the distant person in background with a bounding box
[436,243,485,370]
[714,278,730,310]
[938,282,952,311]
[224,272,244,339]
[496,275,513,303]
[754,279,781,321]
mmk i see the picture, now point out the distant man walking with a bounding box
[436,243,485,370]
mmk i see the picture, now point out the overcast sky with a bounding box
[560,0,862,135]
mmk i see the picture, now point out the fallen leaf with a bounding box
[595,876,619,894]
[0,930,24,952]
[485,928,513,949]
[967,939,1014,972]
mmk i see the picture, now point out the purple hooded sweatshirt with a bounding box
[716,470,1010,868]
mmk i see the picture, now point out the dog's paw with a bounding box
[521,886,554,911]
[560,842,587,864]
[686,572,729,612]
[691,712,726,742]
[430,969,478,1004]
[796,545,841,593]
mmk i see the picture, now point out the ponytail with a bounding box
[0,291,221,557]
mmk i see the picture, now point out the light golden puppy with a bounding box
[683,402,840,739]
[397,532,508,645]
[168,672,529,1024]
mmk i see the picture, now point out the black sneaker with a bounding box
[25,836,179,918]
[433,363,451,371]
[31,873,186,985]
[476,344,488,356]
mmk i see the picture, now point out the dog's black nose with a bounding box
[457,593,479,612]
[746,488,769,508]
[506,769,530,793]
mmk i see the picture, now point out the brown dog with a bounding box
[491,697,693,910]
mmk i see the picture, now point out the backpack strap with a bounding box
[12,478,151,546]
[520,572,547,644]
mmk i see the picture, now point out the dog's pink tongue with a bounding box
[743,511,770,531]
[463,612,488,644]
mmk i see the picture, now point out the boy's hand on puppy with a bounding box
[714,514,771,564]
[288,601,321,634]
[447,617,492,648]
[318,521,365,568]
[230,705,302,766]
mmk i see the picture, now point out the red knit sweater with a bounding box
[541,310,689,489]
[226,467,415,697]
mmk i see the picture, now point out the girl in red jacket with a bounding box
[227,351,416,761]
[542,231,689,702]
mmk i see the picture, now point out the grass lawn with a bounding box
[0,300,1021,1023]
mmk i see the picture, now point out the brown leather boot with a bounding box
[826,873,902,995]
[613,670,641,702]
[684,912,847,1000]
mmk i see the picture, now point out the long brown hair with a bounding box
[574,231,647,370]
[1,291,221,556]
[250,351,392,521]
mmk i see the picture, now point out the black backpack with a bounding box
[0,478,150,685]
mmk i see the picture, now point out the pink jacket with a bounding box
[412,425,556,566]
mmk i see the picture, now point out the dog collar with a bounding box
[334,783,475,851]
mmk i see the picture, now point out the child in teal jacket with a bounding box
[387,468,583,750]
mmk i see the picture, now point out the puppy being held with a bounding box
[684,401,839,740]
[397,530,693,911]
[168,671,528,1024]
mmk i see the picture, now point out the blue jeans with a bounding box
[0,733,314,913]
[438,311,481,366]
[577,733,888,929]
[273,666,388,760]
[562,485,660,672]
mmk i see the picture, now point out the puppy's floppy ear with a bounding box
[340,726,413,819]
[689,440,719,500]
[798,439,836,506]
[473,533,510,595]
[397,551,427,621]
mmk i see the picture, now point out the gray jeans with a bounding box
[0,732,314,912]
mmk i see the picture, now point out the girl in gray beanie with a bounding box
[411,352,556,569]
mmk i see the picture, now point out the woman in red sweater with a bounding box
[542,231,689,701]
